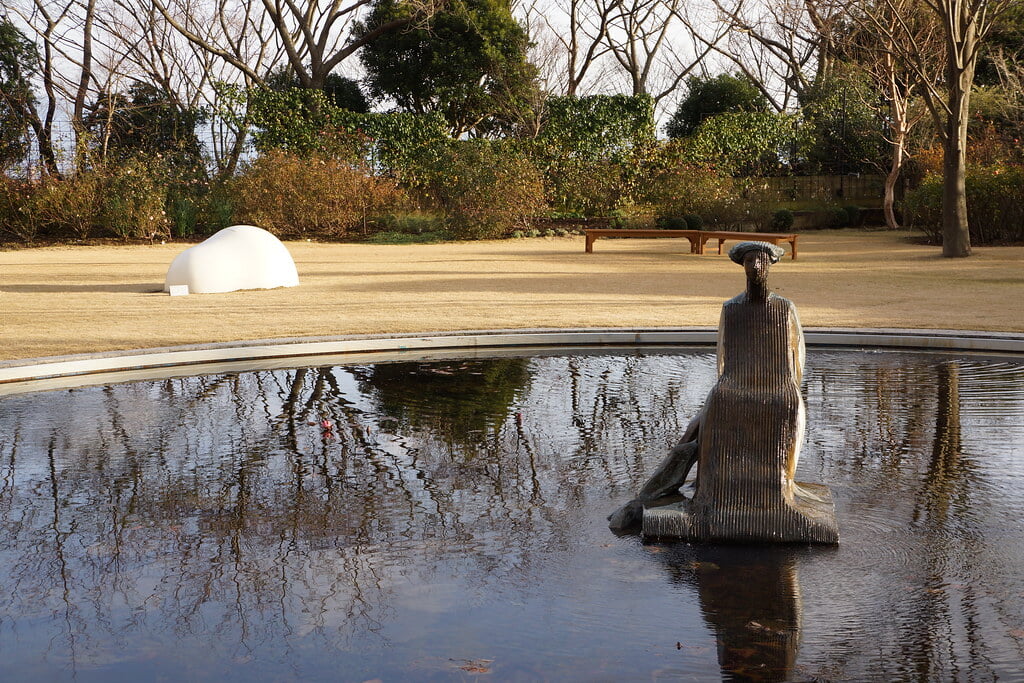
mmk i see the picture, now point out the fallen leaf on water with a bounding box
[644,546,664,553]
[450,658,493,674]
[688,561,720,571]
[1009,629,1024,639]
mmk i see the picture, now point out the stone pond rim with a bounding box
[1,327,1022,393]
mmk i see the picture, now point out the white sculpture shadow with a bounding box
[164,225,300,295]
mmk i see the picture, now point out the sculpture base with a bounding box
[642,482,839,544]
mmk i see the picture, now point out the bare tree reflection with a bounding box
[803,354,1024,680]
[0,351,1021,679]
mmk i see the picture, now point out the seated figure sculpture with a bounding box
[610,241,839,544]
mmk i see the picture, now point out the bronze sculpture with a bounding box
[610,241,839,544]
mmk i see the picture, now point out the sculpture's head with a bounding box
[729,241,784,298]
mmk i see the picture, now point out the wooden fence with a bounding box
[753,175,885,202]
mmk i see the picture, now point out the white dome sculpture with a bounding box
[164,225,300,294]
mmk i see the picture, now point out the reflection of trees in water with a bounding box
[0,354,711,670]
[1,352,1022,677]
[897,361,989,681]
[804,354,1024,680]
[354,358,531,449]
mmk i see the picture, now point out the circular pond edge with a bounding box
[1,327,1022,395]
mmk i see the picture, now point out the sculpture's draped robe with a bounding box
[643,290,838,543]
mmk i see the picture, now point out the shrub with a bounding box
[374,212,446,236]
[526,95,655,216]
[231,150,404,238]
[199,188,235,234]
[31,171,105,240]
[99,156,170,240]
[534,157,633,216]
[244,86,450,184]
[642,145,737,227]
[424,142,546,240]
[0,177,39,243]
[169,195,199,237]
[769,208,794,231]
[684,111,807,176]
[843,205,862,226]
[904,165,1024,245]
[828,207,849,227]
[684,214,704,230]
[659,216,688,229]
[539,95,656,163]
[27,156,174,241]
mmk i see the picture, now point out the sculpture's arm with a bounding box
[716,306,727,377]
[608,403,705,531]
[789,304,805,384]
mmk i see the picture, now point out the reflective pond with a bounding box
[1,349,1023,681]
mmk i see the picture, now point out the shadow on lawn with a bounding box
[0,283,165,293]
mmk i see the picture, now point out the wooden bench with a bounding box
[583,229,799,259]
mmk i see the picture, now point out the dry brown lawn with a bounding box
[1,229,1022,362]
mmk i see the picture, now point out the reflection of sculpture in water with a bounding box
[656,546,805,682]
[610,241,839,543]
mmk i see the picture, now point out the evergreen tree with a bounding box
[0,20,38,170]
[356,0,537,136]
[665,73,770,139]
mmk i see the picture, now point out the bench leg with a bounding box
[585,235,595,253]
[717,238,726,255]
[790,237,798,260]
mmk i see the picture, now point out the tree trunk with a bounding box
[940,25,975,257]
[883,129,904,230]
[26,116,60,178]
[941,129,971,257]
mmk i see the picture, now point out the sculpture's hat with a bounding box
[729,241,785,265]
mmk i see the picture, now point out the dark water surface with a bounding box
[1,350,1022,681]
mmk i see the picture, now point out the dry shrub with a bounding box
[913,147,944,176]
[26,157,171,241]
[426,143,546,240]
[643,156,737,227]
[231,150,404,238]
[904,164,1024,245]
[0,177,40,243]
[32,172,105,240]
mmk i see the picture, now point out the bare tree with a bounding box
[855,0,1014,256]
[152,0,441,90]
[519,0,623,96]
[692,0,845,110]
[602,0,728,106]
[518,0,728,115]
[9,0,132,171]
[844,0,944,229]
[98,0,278,174]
